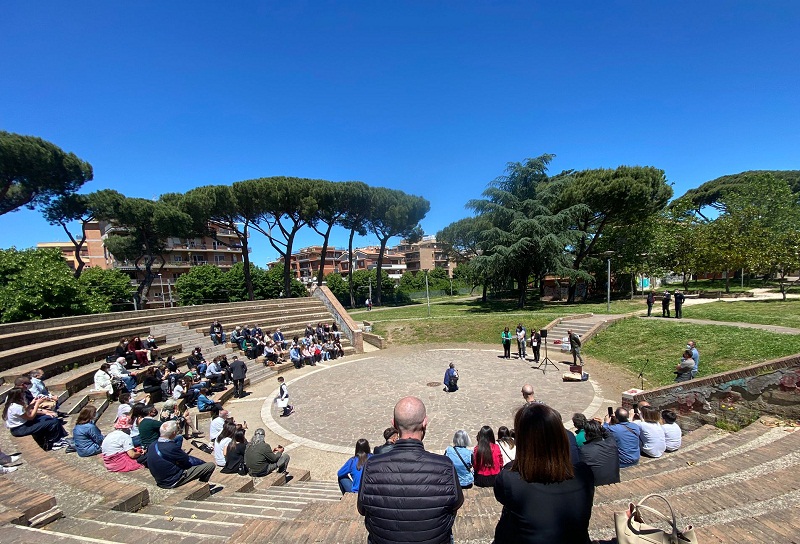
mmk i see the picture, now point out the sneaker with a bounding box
[50,441,67,450]
[0,466,18,474]
[0,454,20,466]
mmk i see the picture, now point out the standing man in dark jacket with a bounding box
[673,290,685,319]
[358,396,463,543]
[530,328,541,363]
[229,356,247,398]
[662,290,671,318]
[646,291,655,317]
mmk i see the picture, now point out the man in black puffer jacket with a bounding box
[358,396,464,544]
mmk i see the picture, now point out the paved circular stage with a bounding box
[261,345,603,454]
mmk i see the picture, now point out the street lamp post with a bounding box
[607,257,611,313]
[425,270,431,317]
[158,274,166,309]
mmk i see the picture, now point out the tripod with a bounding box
[533,335,559,373]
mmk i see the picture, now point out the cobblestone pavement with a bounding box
[261,344,599,454]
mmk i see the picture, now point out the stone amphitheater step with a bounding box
[588,427,800,540]
[0,334,168,401]
[43,515,229,543]
[1,524,125,544]
[697,500,800,543]
[181,299,327,329]
[45,342,182,396]
[78,507,239,540]
[0,325,152,373]
[0,477,58,525]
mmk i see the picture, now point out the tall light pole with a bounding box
[158,274,166,308]
[603,251,615,313]
[425,269,431,317]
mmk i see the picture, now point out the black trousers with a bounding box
[232,378,245,397]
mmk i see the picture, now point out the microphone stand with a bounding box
[637,358,649,390]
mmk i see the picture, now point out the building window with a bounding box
[214,255,226,263]
[173,256,183,262]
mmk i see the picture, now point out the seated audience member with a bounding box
[497,426,516,465]
[115,337,136,367]
[214,422,238,467]
[146,421,216,488]
[262,342,278,365]
[127,336,150,366]
[141,367,163,404]
[3,388,68,450]
[323,339,336,360]
[209,320,226,346]
[93,363,116,398]
[474,426,503,487]
[187,347,208,375]
[273,328,288,350]
[301,345,315,366]
[172,377,199,407]
[73,405,104,457]
[445,430,475,489]
[196,388,221,413]
[333,337,345,358]
[244,428,290,477]
[289,343,302,369]
[128,403,149,448]
[338,439,372,494]
[138,405,170,449]
[675,349,695,382]
[160,398,201,439]
[579,419,620,486]
[110,357,138,393]
[145,335,160,360]
[101,415,143,472]
[230,327,246,350]
[204,357,225,386]
[304,323,314,338]
[27,369,59,411]
[604,408,641,468]
[635,406,667,458]
[14,376,58,417]
[165,355,178,372]
[221,428,249,474]
[662,410,682,452]
[208,406,230,444]
[373,427,399,455]
[493,403,595,543]
[115,392,133,421]
[572,413,587,447]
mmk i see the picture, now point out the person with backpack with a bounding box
[443,363,459,393]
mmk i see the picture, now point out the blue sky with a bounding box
[2,2,798,265]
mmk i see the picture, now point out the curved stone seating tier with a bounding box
[199,314,334,339]
[0,326,152,373]
[183,299,328,330]
[43,342,182,396]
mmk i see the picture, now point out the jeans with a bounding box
[120,375,137,393]
[338,476,354,494]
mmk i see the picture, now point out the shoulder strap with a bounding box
[451,447,472,470]
[153,443,164,459]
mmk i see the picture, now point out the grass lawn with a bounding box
[682,299,800,329]
[672,278,779,293]
[351,297,646,345]
[585,318,800,388]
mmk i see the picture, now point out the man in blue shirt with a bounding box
[146,421,215,488]
[603,408,641,468]
[443,363,459,392]
[689,340,700,378]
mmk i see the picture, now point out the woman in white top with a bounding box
[94,363,114,394]
[3,388,68,450]
[214,421,237,467]
[635,406,667,458]
[497,425,516,466]
[661,409,682,452]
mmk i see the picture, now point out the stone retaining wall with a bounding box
[625,354,800,427]
[311,285,363,353]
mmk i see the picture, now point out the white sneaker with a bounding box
[1,466,19,474]
[50,441,67,450]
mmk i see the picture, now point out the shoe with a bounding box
[0,466,18,474]
[1,454,21,466]
[50,441,67,450]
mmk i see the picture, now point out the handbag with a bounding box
[276,397,289,409]
[615,494,697,544]
[451,447,473,473]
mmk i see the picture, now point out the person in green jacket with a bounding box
[501,327,512,359]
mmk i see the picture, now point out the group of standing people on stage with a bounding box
[501,324,542,362]
[646,289,686,318]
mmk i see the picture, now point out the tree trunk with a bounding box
[481,283,487,303]
[516,271,527,309]
[567,282,577,303]
[348,228,356,307]
[682,272,689,291]
[283,230,298,298]
[725,269,730,293]
[240,224,254,301]
[316,223,334,287]
[375,237,388,305]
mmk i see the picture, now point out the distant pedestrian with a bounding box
[646,291,655,317]
[674,290,685,319]
[662,290,671,317]
[366,298,372,310]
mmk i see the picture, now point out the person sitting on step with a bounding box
[72,405,104,457]
[244,428,290,478]
[3,387,68,451]
[101,415,144,472]
[146,420,216,489]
